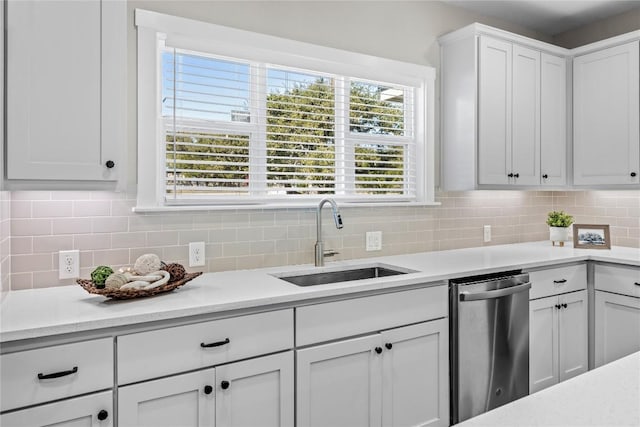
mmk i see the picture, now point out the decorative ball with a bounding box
[133,254,162,275]
[162,263,186,282]
[105,273,128,289]
[91,266,114,288]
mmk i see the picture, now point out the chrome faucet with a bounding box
[315,198,343,267]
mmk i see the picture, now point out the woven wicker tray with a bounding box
[77,272,202,300]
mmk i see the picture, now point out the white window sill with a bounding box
[132,201,441,213]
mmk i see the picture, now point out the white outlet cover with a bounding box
[366,231,382,251]
[59,249,79,279]
[189,242,206,267]
[483,225,492,242]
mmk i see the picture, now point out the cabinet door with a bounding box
[558,290,588,381]
[0,391,112,427]
[529,296,558,393]
[573,41,640,185]
[511,45,540,186]
[118,368,215,427]
[296,335,382,427]
[595,291,640,367]
[380,319,449,427]
[540,53,567,186]
[215,351,293,427]
[478,36,512,185]
[6,0,124,181]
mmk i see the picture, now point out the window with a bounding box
[136,10,435,210]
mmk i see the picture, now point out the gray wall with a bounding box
[553,8,640,48]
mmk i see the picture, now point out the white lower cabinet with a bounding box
[529,290,588,393]
[118,351,293,427]
[595,291,640,367]
[296,318,449,427]
[0,391,113,427]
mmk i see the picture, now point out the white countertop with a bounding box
[456,352,640,427]
[1,241,639,343]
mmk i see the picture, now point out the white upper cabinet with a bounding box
[440,25,567,190]
[540,53,567,186]
[573,40,640,186]
[478,37,513,185]
[6,0,126,184]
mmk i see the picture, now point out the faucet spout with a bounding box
[315,198,343,267]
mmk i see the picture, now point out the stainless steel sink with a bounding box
[274,264,414,287]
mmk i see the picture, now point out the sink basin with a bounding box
[274,264,414,287]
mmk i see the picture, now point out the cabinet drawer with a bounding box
[296,285,447,346]
[595,264,640,298]
[528,264,586,299]
[0,338,113,412]
[117,309,293,385]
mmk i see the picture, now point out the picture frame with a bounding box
[572,224,611,249]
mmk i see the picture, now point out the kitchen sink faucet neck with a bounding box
[315,198,343,267]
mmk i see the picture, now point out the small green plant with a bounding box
[546,211,574,228]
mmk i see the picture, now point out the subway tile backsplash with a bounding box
[2,190,639,290]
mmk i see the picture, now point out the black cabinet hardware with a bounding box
[631,172,637,177]
[555,304,561,309]
[385,343,393,350]
[37,366,78,380]
[553,279,567,284]
[635,282,640,286]
[105,160,115,169]
[221,380,230,390]
[562,303,568,309]
[507,173,514,178]
[542,174,548,179]
[513,173,519,178]
[374,347,383,354]
[204,385,213,395]
[97,410,108,421]
[200,338,230,348]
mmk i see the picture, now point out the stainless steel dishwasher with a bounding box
[450,270,531,424]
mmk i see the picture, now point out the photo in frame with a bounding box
[572,224,611,249]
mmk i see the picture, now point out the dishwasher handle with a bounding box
[460,282,531,302]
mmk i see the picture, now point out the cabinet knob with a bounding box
[513,173,519,178]
[631,172,637,177]
[105,160,115,169]
[555,304,561,309]
[507,173,514,178]
[97,410,109,421]
[204,385,213,395]
[562,303,568,309]
[220,380,230,390]
[375,347,383,354]
[385,343,393,350]
[542,174,548,179]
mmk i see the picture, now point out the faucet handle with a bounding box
[323,250,340,257]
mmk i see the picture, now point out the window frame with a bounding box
[135,9,436,211]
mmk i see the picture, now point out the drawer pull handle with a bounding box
[97,410,109,421]
[37,366,78,380]
[553,279,567,284]
[635,282,640,286]
[200,338,230,348]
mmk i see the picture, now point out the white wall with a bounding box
[553,8,640,48]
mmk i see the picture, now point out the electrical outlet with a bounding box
[59,250,79,279]
[483,225,492,243]
[189,242,206,267]
[366,231,382,251]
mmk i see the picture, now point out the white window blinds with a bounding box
[162,47,417,203]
